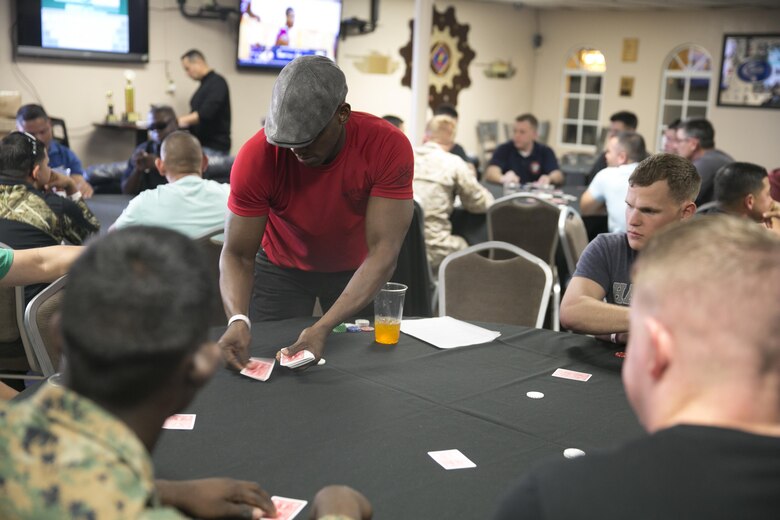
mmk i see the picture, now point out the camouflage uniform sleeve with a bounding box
[61,197,101,244]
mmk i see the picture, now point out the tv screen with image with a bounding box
[237,0,342,70]
[15,0,149,63]
[717,33,780,109]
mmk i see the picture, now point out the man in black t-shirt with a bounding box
[494,215,780,520]
[180,49,232,154]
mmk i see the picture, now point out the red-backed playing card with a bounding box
[240,357,275,381]
[551,368,592,382]
[162,414,196,430]
[262,496,307,520]
[280,350,315,368]
[427,449,477,470]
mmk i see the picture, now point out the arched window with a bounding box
[559,48,605,148]
[657,44,713,149]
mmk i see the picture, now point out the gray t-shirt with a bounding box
[694,149,733,206]
[573,233,637,306]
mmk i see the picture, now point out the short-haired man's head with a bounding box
[151,104,176,122]
[0,132,46,179]
[610,111,638,130]
[434,103,459,120]
[715,162,768,213]
[680,118,715,149]
[160,131,204,174]
[666,118,681,131]
[181,49,205,62]
[62,227,214,407]
[629,153,701,204]
[633,216,780,372]
[382,115,404,129]
[15,104,49,126]
[614,131,647,164]
[425,115,457,146]
[515,113,539,130]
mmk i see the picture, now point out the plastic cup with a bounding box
[374,282,407,345]
[503,181,520,197]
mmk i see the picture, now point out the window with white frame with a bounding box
[559,48,605,148]
[657,44,713,149]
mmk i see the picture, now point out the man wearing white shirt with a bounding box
[112,132,229,238]
[580,132,647,233]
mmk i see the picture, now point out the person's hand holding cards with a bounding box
[276,326,328,370]
[155,478,277,519]
[219,314,253,371]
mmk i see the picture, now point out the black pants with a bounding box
[250,251,372,322]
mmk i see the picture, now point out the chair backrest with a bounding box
[438,241,552,328]
[558,206,590,276]
[49,117,69,148]
[0,242,40,375]
[193,225,227,327]
[390,200,434,317]
[23,275,67,377]
[487,194,561,266]
[476,120,500,167]
[696,201,721,214]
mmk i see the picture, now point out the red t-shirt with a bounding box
[229,112,413,272]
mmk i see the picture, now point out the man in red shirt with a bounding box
[219,56,414,370]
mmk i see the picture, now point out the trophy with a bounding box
[123,70,139,123]
[105,90,118,123]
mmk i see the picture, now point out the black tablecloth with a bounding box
[153,318,643,519]
[87,194,132,234]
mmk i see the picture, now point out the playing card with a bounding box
[280,349,315,368]
[162,414,196,430]
[240,357,275,381]
[551,368,592,382]
[427,449,477,470]
[262,496,308,520]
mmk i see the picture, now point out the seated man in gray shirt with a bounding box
[676,118,733,206]
[560,153,700,343]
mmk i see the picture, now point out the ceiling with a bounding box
[478,0,780,9]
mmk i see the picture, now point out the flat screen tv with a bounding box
[717,33,780,109]
[237,0,342,70]
[15,0,149,63]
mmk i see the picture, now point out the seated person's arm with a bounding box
[61,147,93,198]
[0,246,82,287]
[218,212,267,370]
[539,169,564,186]
[121,149,157,195]
[579,189,606,216]
[485,165,520,185]
[47,172,100,242]
[560,276,629,336]
[456,162,494,213]
[156,478,276,519]
[278,197,413,361]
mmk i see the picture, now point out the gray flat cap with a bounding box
[265,56,348,148]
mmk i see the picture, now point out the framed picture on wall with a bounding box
[717,33,780,109]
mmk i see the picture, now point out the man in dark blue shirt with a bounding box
[121,105,178,195]
[485,113,563,186]
[179,49,232,154]
[16,104,93,198]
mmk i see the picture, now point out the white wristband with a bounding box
[228,314,251,330]
[610,333,618,344]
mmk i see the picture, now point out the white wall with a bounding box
[2,1,777,169]
[531,8,780,169]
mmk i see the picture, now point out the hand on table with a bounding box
[536,174,551,186]
[501,171,520,185]
[156,478,276,519]
[218,321,251,371]
[73,176,94,198]
[309,485,372,520]
[276,326,328,370]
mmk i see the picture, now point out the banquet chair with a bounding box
[390,200,435,317]
[438,241,552,329]
[50,117,70,148]
[0,243,44,383]
[23,275,67,377]
[194,225,227,327]
[558,206,590,283]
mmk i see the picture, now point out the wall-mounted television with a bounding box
[237,0,342,71]
[15,0,149,63]
[717,33,780,109]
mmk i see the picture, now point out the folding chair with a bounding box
[390,200,435,317]
[558,205,590,284]
[23,275,67,377]
[438,241,552,329]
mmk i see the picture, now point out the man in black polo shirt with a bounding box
[179,49,232,155]
[485,113,563,186]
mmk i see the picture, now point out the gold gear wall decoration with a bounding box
[399,6,476,108]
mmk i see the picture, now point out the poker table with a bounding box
[153,317,643,519]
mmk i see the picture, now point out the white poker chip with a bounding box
[563,448,586,459]
[526,391,545,399]
[355,319,370,327]
[317,358,326,366]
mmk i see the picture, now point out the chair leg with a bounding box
[552,281,561,332]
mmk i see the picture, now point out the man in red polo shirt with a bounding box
[219,55,414,370]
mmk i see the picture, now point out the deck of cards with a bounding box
[262,496,307,520]
[240,357,276,381]
[280,349,316,369]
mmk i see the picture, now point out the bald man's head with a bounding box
[160,131,205,175]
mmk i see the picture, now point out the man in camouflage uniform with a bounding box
[413,115,494,270]
[0,227,278,518]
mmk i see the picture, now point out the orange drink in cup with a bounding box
[373,282,407,345]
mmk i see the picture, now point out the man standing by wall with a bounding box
[179,50,231,155]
